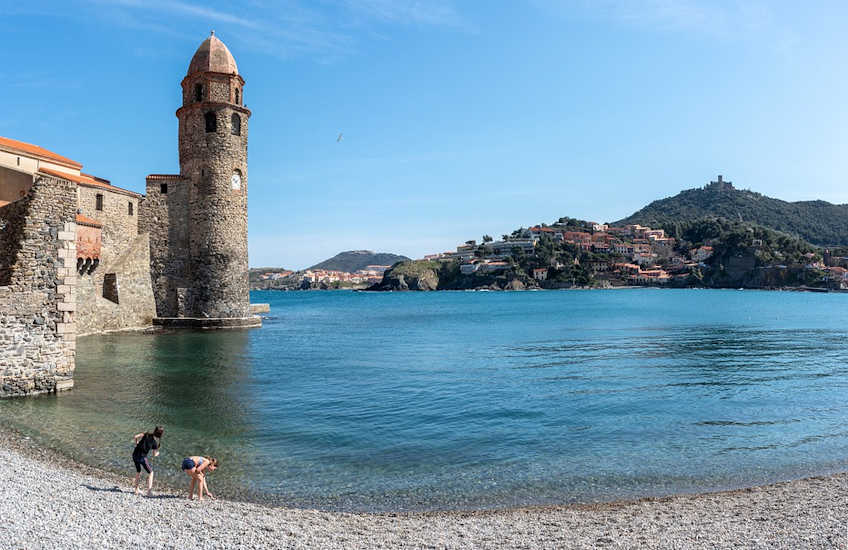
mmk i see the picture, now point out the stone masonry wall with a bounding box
[140,174,189,317]
[178,88,251,319]
[77,185,139,256]
[0,174,77,397]
[75,184,155,335]
[75,233,156,336]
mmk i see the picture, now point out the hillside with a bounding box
[616,179,848,246]
[308,250,409,273]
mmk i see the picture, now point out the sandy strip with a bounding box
[1,434,846,549]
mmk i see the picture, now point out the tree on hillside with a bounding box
[483,235,493,242]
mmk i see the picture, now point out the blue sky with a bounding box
[3,1,848,269]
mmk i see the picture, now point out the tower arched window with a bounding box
[235,88,240,104]
[231,113,241,136]
[205,111,217,133]
[194,83,203,102]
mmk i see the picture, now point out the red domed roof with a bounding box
[187,32,238,76]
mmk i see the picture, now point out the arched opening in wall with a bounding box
[235,88,240,104]
[231,113,241,136]
[195,83,203,102]
[231,169,242,191]
[205,111,217,133]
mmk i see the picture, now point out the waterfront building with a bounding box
[143,32,257,327]
[0,33,260,397]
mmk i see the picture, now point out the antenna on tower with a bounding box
[211,30,215,36]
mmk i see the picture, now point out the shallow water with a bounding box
[3,289,848,512]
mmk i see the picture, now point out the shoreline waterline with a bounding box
[2,426,847,548]
[2,421,847,514]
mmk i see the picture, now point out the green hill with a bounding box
[308,250,410,273]
[616,179,848,246]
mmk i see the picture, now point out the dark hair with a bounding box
[151,426,164,438]
[208,457,219,468]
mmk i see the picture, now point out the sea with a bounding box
[2,288,848,512]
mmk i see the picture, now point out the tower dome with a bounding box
[187,31,238,76]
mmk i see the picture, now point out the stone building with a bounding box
[141,32,257,328]
[0,33,260,397]
[0,135,155,396]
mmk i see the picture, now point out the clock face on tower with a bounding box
[231,172,242,190]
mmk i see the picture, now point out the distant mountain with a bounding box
[308,250,410,273]
[616,178,848,246]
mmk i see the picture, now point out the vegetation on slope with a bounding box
[307,250,409,273]
[617,185,848,246]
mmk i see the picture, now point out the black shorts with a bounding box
[133,455,152,474]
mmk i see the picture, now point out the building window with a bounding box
[160,183,168,194]
[235,88,240,104]
[16,157,20,166]
[128,201,134,216]
[95,194,103,211]
[231,113,241,136]
[205,111,217,133]
[231,169,242,191]
[195,83,203,102]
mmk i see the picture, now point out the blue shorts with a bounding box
[182,457,200,471]
[133,455,152,474]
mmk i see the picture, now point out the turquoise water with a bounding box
[3,289,848,511]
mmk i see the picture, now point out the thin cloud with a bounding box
[538,0,796,44]
[76,0,469,62]
[341,0,464,27]
[103,0,263,29]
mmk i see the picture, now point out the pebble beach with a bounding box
[2,432,846,549]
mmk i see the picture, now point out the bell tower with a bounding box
[176,31,252,319]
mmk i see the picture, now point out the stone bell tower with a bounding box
[179,31,251,320]
[142,31,259,327]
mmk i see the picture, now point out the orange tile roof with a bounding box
[38,167,142,198]
[0,136,82,170]
[75,214,102,228]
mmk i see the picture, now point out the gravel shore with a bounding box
[1,433,846,549]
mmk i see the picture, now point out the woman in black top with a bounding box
[131,426,163,496]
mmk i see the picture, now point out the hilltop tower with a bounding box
[142,32,259,327]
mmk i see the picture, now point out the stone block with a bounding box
[57,302,75,312]
[57,231,75,241]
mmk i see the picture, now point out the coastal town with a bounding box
[426,222,687,285]
[253,265,392,289]
[255,209,848,291]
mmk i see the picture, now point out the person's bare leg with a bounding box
[133,471,142,495]
[196,474,203,501]
[146,470,154,496]
[188,475,196,500]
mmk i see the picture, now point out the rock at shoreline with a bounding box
[372,261,442,291]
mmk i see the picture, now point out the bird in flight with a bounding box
[336,132,343,143]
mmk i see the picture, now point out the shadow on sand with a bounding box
[81,484,181,499]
